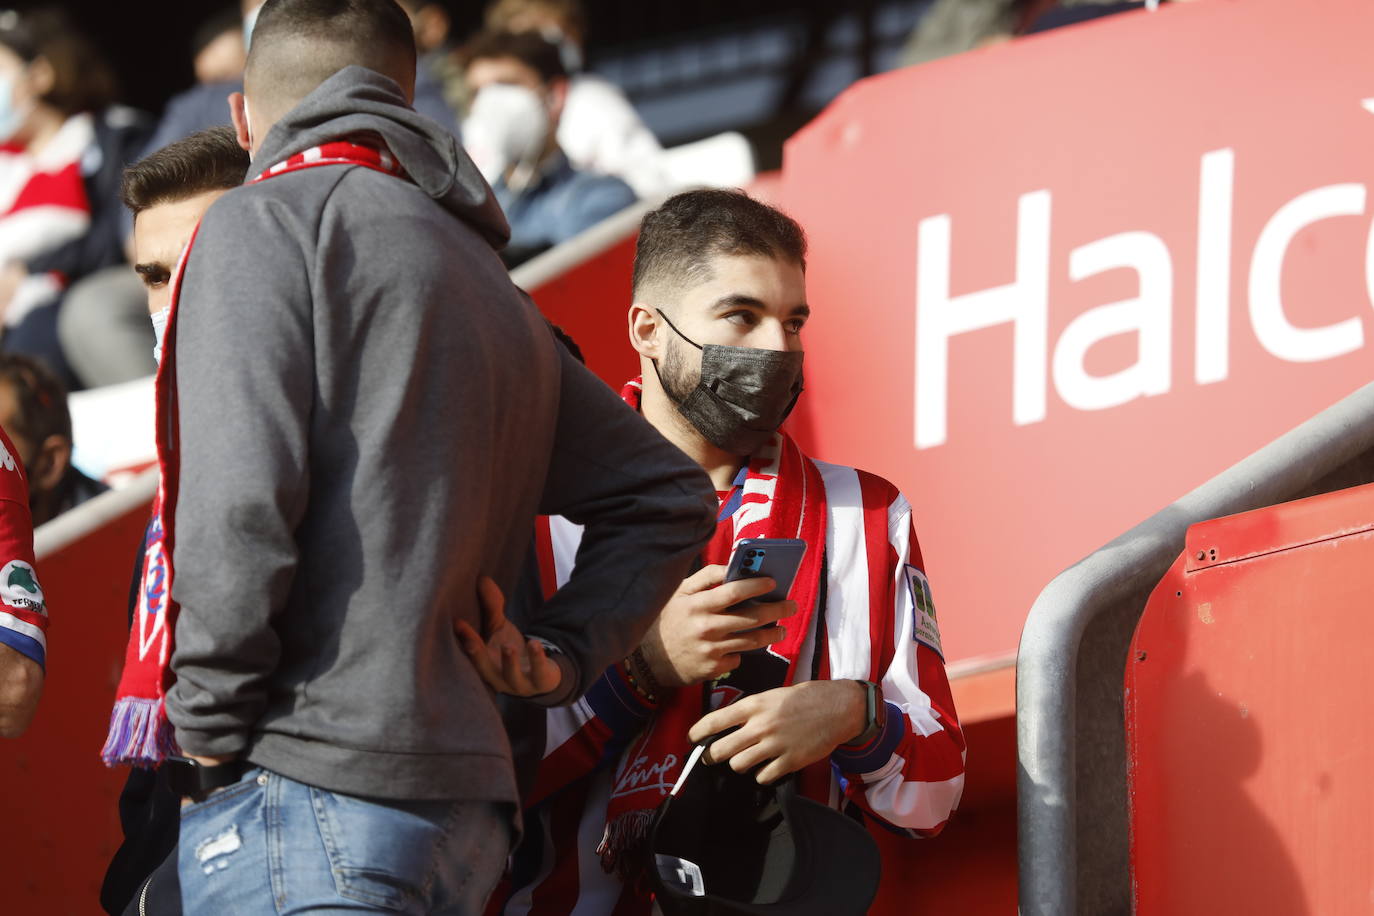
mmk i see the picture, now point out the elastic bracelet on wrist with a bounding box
[623,649,660,704]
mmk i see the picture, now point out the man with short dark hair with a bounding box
[98,125,251,916]
[122,125,252,221]
[150,1,713,912]
[121,127,251,333]
[459,29,637,262]
[482,190,966,914]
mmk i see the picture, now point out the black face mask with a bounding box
[653,309,805,457]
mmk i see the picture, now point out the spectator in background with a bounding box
[397,0,465,138]
[191,7,248,87]
[900,0,1171,67]
[485,0,671,197]
[460,30,637,265]
[0,10,148,387]
[0,354,105,527]
[59,3,251,391]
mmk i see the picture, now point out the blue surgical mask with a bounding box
[0,73,29,143]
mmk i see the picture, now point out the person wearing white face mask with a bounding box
[484,0,673,198]
[459,30,637,265]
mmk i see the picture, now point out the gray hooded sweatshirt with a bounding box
[165,67,715,802]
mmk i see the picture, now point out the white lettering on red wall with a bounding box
[914,147,1374,449]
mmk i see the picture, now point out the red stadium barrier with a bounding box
[1127,482,1374,914]
[0,475,154,912]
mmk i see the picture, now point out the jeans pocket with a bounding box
[179,767,266,819]
[310,787,458,911]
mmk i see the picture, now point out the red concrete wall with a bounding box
[0,496,151,910]
[1128,483,1374,914]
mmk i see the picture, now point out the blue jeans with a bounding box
[177,768,512,914]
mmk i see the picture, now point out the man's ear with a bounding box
[628,302,662,360]
[30,435,68,496]
[228,91,252,153]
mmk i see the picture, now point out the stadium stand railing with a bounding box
[1017,380,1374,915]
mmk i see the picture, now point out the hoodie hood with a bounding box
[248,65,510,249]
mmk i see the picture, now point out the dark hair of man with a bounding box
[632,190,808,302]
[0,353,70,448]
[457,29,568,84]
[191,6,246,60]
[120,127,251,218]
[0,9,118,117]
[247,0,418,111]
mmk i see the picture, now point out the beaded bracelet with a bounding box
[623,648,661,704]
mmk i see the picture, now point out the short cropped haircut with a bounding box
[120,127,251,218]
[0,9,118,117]
[632,190,808,300]
[458,30,567,84]
[248,0,417,105]
[0,353,70,447]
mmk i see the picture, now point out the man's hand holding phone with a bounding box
[638,564,794,688]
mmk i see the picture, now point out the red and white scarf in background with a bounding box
[102,141,407,767]
[595,377,829,880]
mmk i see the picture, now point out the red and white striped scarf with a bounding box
[102,140,407,767]
[596,377,828,881]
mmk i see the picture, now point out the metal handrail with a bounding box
[34,467,157,558]
[1017,379,1374,915]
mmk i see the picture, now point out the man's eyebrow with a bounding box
[709,296,811,319]
[133,262,170,282]
[710,294,767,311]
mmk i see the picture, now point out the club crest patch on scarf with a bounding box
[906,565,942,659]
[136,511,170,660]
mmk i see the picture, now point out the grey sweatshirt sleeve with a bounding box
[524,344,716,706]
[165,193,313,757]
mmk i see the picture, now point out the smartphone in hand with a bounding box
[723,538,807,604]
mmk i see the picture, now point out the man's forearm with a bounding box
[0,644,42,737]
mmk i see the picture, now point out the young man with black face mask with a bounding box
[472,190,967,915]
